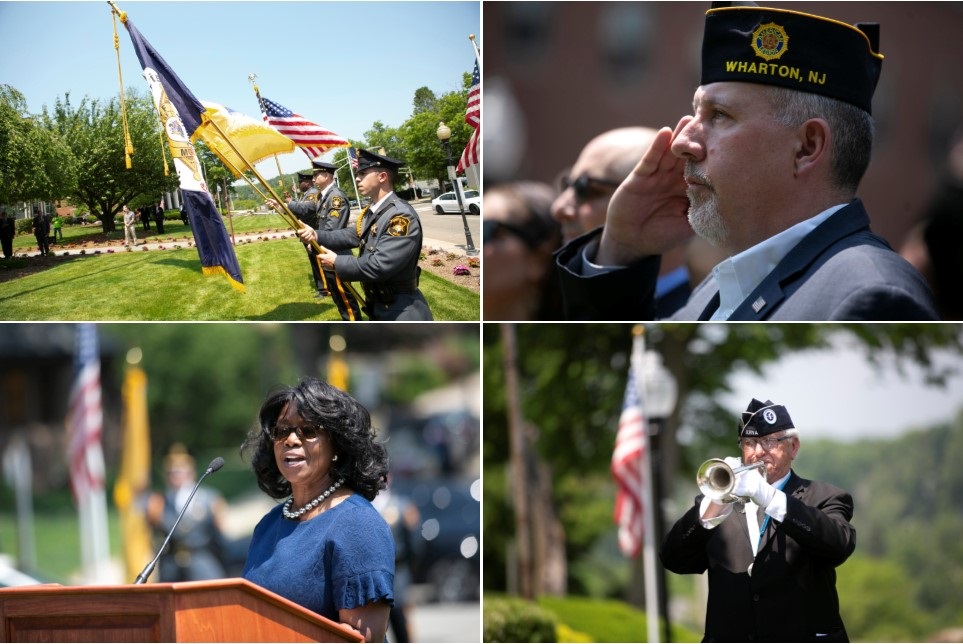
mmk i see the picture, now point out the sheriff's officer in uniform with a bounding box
[661,398,856,641]
[310,158,361,321]
[298,149,433,321]
[269,171,323,296]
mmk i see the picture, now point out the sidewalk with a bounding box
[14,230,470,259]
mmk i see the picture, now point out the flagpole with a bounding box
[340,155,363,207]
[248,74,286,190]
[200,113,367,311]
[469,34,480,66]
[632,325,660,643]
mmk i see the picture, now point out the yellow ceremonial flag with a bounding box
[193,101,295,176]
[328,354,350,392]
[113,360,154,582]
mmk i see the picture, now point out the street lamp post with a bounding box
[643,349,678,643]
[435,121,476,253]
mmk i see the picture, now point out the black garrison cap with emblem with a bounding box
[356,148,403,173]
[701,3,883,113]
[738,398,795,438]
[311,159,338,173]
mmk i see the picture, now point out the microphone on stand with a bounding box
[133,456,225,584]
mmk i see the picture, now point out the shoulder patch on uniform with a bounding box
[306,193,318,202]
[331,195,344,209]
[388,215,411,237]
[329,210,341,218]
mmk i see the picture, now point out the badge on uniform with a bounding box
[388,216,410,237]
[332,196,343,209]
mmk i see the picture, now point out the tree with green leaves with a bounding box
[42,88,177,233]
[0,84,77,206]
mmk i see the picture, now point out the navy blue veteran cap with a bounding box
[356,148,403,173]
[311,159,337,173]
[297,171,313,182]
[701,5,883,113]
[738,398,794,437]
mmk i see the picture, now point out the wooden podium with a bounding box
[0,578,364,643]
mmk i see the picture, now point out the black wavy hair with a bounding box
[240,378,388,501]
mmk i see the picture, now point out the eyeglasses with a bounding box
[557,173,622,204]
[483,220,539,248]
[739,434,794,452]
[268,425,324,443]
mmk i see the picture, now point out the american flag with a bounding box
[611,359,647,558]
[66,324,106,503]
[456,59,480,173]
[348,147,358,170]
[258,94,348,160]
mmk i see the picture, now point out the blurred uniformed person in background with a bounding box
[269,171,323,296]
[310,158,361,321]
[299,149,433,321]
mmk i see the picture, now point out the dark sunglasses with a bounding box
[557,173,622,204]
[268,424,324,442]
[483,220,540,248]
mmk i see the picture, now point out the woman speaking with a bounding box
[241,378,394,642]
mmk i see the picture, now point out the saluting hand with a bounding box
[597,120,692,266]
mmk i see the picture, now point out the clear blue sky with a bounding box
[0,1,480,177]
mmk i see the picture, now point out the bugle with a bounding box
[696,458,766,503]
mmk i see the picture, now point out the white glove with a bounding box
[732,464,776,508]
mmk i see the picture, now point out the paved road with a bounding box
[413,201,481,257]
[402,601,481,643]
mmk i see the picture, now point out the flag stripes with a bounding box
[611,362,647,558]
[67,323,105,502]
[259,95,349,160]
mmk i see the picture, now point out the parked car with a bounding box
[431,190,480,215]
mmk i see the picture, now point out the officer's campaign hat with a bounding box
[297,171,313,183]
[700,3,883,113]
[738,398,794,438]
[356,148,403,173]
[311,159,338,173]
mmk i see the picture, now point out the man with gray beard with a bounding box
[555,3,938,321]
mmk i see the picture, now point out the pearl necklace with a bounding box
[282,478,345,520]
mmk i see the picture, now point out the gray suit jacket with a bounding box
[556,199,939,321]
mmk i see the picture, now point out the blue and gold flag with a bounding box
[120,15,244,291]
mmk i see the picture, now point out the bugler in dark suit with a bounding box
[662,398,856,642]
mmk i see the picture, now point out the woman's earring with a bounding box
[332,455,338,462]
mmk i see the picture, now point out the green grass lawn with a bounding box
[0,234,478,321]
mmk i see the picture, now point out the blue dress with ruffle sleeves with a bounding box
[242,493,395,621]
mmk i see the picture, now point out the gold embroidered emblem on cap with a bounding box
[751,22,789,61]
[388,216,410,237]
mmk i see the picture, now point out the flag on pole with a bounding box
[194,101,295,175]
[256,93,349,160]
[117,14,245,291]
[348,147,359,170]
[113,358,154,583]
[66,323,112,583]
[612,353,648,558]
[67,324,105,503]
[456,59,480,173]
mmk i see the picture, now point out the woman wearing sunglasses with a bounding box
[241,378,393,642]
[483,181,563,320]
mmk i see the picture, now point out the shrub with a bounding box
[483,596,556,643]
